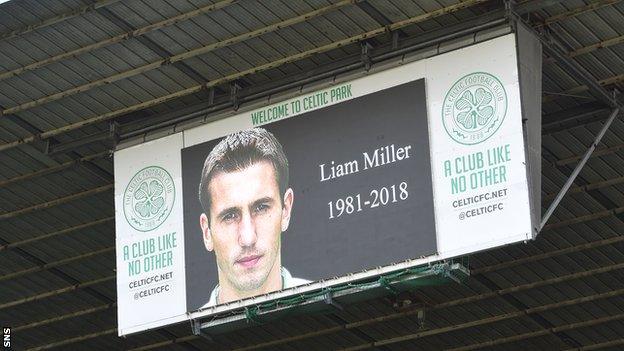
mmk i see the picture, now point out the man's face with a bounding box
[199,160,293,293]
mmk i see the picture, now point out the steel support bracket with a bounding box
[504,0,518,31]
[109,121,120,148]
[391,31,400,50]
[190,318,213,341]
[540,106,621,232]
[41,139,51,155]
[324,291,344,311]
[361,42,373,71]
[230,81,241,111]
[207,86,215,105]
[417,309,426,330]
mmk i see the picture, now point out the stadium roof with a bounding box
[1,0,624,350]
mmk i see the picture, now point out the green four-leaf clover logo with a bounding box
[123,166,175,232]
[455,88,494,130]
[442,72,507,145]
[134,180,166,218]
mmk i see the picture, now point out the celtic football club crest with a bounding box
[123,166,175,232]
[442,72,507,145]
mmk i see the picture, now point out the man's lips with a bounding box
[236,255,262,268]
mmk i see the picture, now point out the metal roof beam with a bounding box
[562,339,624,351]
[12,303,114,332]
[543,205,624,230]
[96,6,213,89]
[568,33,624,57]
[543,102,607,125]
[0,0,491,153]
[0,0,122,42]
[535,0,622,28]
[0,275,115,310]
[543,31,624,65]
[356,0,407,48]
[473,234,624,274]
[0,216,113,251]
[546,141,624,168]
[24,328,117,351]
[543,73,624,103]
[0,0,236,81]
[0,184,112,221]
[0,151,108,188]
[514,0,567,14]
[543,175,624,201]
[131,335,198,351]
[0,247,114,282]
[0,0,356,117]
[542,103,611,134]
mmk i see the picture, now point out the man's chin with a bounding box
[230,266,272,291]
[232,276,266,292]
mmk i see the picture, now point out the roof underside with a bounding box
[1,0,624,350]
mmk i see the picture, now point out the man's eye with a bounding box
[221,212,238,222]
[254,203,269,213]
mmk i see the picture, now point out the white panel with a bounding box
[114,133,186,336]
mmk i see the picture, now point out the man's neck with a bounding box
[218,266,282,304]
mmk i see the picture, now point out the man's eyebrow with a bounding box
[251,197,275,207]
[216,206,239,219]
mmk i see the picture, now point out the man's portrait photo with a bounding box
[196,128,309,307]
[183,79,437,312]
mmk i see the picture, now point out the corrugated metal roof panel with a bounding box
[3,0,624,350]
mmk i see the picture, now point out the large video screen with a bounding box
[181,80,436,310]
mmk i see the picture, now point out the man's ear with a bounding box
[199,213,213,251]
[281,188,294,232]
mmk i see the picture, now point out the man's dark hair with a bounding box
[198,127,289,217]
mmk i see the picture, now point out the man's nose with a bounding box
[238,212,257,247]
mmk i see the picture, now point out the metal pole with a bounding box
[539,108,620,232]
